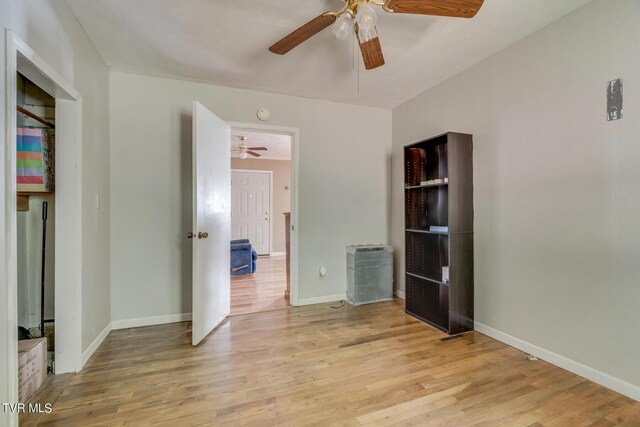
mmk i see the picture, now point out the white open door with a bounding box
[192,101,231,346]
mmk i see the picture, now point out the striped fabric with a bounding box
[17,128,45,191]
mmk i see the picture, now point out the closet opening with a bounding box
[16,72,57,396]
[4,34,83,421]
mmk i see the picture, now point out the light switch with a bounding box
[95,193,100,210]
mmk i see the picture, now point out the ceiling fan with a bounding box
[232,136,268,159]
[269,0,484,70]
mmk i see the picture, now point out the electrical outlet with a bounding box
[319,267,327,278]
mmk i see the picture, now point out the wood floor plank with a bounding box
[35,300,640,426]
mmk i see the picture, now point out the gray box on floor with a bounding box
[346,245,394,306]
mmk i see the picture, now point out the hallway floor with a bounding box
[230,255,289,316]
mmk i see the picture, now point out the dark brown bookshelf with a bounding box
[403,132,473,335]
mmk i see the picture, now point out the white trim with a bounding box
[394,289,406,299]
[80,322,112,368]
[297,294,346,306]
[270,252,286,257]
[3,30,19,427]
[232,155,291,162]
[12,36,79,100]
[54,98,83,374]
[228,122,300,306]
[231,154,291,162]
[112,313,193,330]
[475,322,640,402]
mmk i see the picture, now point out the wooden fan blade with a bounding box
[248,147,268,151]
[269,14,337,55]
[247,151,262,157]
[357,29,385,70]
[384,0,484,18]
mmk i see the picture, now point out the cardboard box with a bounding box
[18,338,47,402]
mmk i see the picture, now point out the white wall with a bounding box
[391,0,640,395]
[109,71,392,321]
[0,0,110,417]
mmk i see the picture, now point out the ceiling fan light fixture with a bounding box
[358,25,378,43]
[331,13,354,40]
[356,3,378,30]
[239,151,248,160]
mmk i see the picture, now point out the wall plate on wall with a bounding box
[257,108,271,121]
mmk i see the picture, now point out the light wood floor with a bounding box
[35,300,640,426]
[231,255,289,316]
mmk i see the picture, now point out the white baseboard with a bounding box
[270,252,286,256]
[81,321,112,368]
[111,313,192,330]
[475,322,640,402]
[394,289,406,299]
[297,294,346,306]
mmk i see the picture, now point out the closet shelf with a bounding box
[17,192,55,212]
[406,272,447,286]
[17,191,55,196]
[405,229,449,235]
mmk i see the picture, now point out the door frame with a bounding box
[231,169,273,256]
[3,30,83,414]
[227,122,300,306]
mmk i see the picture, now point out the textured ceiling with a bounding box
[66,0,593,108]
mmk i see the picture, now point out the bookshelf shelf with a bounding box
[405,183,449,190]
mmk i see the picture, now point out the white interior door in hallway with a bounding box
[231,170,271,255]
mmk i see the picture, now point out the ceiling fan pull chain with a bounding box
[352,31,356,70]
[358,43,361,94]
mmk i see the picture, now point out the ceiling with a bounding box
[231,130,291,161]
[65,0,593,108]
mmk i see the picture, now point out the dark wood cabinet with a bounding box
[403,132,473,335]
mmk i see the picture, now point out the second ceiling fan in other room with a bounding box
[268,0,485,70]
[233,136,268,159]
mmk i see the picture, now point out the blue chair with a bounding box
[230,239,258,276]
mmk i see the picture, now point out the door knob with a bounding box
[198,232,209,239]
[187,232,195,239]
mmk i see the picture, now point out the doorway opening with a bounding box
[229,129,292,315]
